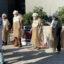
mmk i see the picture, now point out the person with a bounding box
[2,13,10,45]
[0,19,4,64]
[61,30,64,51]
[13,10,23,47]
[0,17,2,25]
[50,13,62,53]
[55,14,62,53]
[30,13,42,50]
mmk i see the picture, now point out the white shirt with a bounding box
[13,16,20,22]
[32,20,38,27]
[3,21,7,28]
[50,19,58,28]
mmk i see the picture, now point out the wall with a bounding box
[25,0,64,16]
[0,0,8,16]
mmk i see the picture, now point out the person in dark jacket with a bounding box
[50,13,62,53]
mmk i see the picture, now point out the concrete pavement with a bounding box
[3,45,64,64]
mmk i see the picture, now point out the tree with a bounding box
[57,7,64,24]
[23,7,48,26]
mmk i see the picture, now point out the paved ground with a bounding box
[3,45,64,64]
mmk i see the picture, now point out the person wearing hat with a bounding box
[13,10,23,47]
[50,13,62,53]
[2,13,10,45]
[30,13,43,50]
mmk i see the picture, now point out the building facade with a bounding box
[25,0,64,16]
[0,0,64,19]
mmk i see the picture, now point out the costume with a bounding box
[31,18,42,48]
[2,19,10,45]
[13,14,23,47]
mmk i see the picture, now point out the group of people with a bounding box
[0,10,63,64]
[2,10,23,47]
[2,10,43,50]
[30,12,62,53]
[1,10,62,52]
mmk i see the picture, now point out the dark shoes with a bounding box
[2,41,7,45]
[57,51,61,54]
[36,47,41,50]
[34,47,41,50]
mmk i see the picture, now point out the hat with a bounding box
[32,13,38,17]
[53,13,58,17]
[2,13,7,17]
[13,10,18,15]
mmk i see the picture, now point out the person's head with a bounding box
[32,13,38,20]
[2,13,7,19]
[53,13,58,19]
[13,10,19,17]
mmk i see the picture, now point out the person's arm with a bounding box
[38,18,41,27]
[19,15,23,29]
[6,19,10,31]
[60,20,62,29]
[29,28,32,33]
[50,20,53,27]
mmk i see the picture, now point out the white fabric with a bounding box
[2,13,7,17]
[32,20,38,27]
[32,13,38,17]
[13,16,20,22]
[50,19,58,28]
[3,21,7,27]
[43,26,50,45]
[13,10,18,15]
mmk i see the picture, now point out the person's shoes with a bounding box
[5,43,7,45]
[36,47,41,50]
[3,43,7,45]
[57,51,61,54]
[4,41,7,45]
[13,41,18,47]
[18,45,22,47]
[2,43,5,45]
[3,62,6,64]
[2,41,7,45]
[34,47,37,49]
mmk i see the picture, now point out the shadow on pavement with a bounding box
[3,46,64,64]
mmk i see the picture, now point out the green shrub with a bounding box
[23,7,47,26]
[57,7,64,24]
[23,12,33,26]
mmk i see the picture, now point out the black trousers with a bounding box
[57,28,62,52]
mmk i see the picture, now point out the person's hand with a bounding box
[19,27,21,31]
[29,29,32,34]
[6,27,8,31]
[11,28,13,32]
